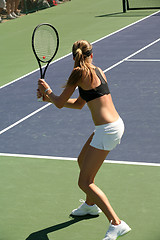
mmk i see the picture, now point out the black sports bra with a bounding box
[78,68,110,102]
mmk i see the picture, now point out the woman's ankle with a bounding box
[85,200,94,206]
[111,219,121,225]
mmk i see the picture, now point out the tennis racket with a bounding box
[32,23,59,101]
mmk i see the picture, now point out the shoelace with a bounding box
[76,199,86,209]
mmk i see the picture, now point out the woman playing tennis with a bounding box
[37,40,131,240]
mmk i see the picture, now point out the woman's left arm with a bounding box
[63,95,86,109]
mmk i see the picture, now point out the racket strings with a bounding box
[34,25,58,62]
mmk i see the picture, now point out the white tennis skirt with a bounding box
[90,117,125,151]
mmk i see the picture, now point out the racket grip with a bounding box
[37,96,43,102]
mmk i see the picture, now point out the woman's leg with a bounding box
[77,132,95,205]
[78,145,120,225]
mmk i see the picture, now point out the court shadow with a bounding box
[25,215,99,240]
[95,12,124,17]
[95,11,156,18]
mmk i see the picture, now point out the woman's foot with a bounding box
[103,220,131,240]
[70,199,102,216]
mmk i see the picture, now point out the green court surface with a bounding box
[1,1,160,240]
[0,156,160,240]
[0,0,157,86]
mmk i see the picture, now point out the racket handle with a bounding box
[37,96,43,102]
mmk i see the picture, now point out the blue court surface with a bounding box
[0,11,160,165]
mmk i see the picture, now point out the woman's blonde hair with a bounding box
[66,40,94,86]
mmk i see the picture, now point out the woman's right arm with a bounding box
[38,79,85,109]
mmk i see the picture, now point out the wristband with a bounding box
[45,88,51,93]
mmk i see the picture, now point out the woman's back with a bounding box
[78,66,119,125]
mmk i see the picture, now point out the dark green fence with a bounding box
[122,0,160,12]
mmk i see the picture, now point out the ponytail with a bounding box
[66,67,84,86]
[66,40,94,87]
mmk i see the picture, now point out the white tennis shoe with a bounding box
[71,199,102,216]
[103,220,131,240]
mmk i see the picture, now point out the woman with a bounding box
[37,40,131,240]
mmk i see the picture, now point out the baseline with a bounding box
[0,153,160,167]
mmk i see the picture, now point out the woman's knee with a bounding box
[78,174,92,191]
[78,177,86,191]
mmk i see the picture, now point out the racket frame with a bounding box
[32,23,59,101]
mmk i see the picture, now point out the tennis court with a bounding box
[0,0,160,239]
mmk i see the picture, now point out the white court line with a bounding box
[0,10,160,135]
[0,10,159,90]
[1,38,160,135]
[126,59,160,62]
[0,103,51,135]
[0,53,71,90]
[0,153,160,167]
[103,37,160,73]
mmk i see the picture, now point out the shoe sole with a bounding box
[70,210,102,216]
[70,213,100,217]
[117,228,131,239]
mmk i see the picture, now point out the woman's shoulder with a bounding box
[95,67,107,82]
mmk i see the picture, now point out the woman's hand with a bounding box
[37,79,52,102]
[38,79,51,94]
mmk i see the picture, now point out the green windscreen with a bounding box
[126,0,160,9]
